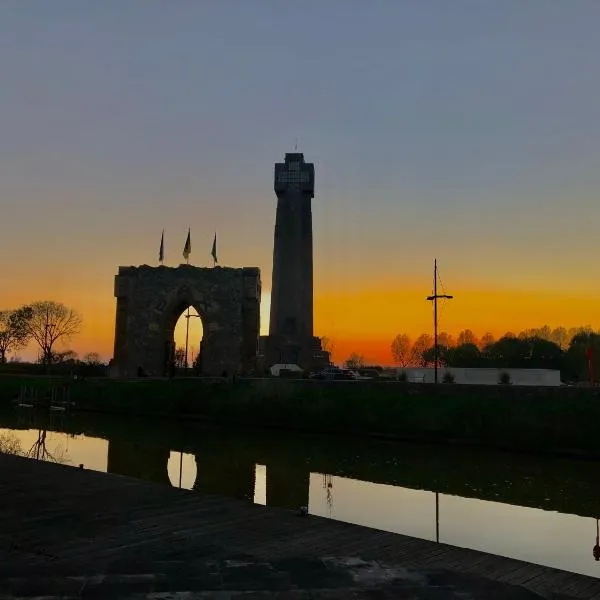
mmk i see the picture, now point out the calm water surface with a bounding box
[1,408,599,579]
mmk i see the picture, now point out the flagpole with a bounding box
[183,228,191,265]
[184,308,190,369]
[211,232,217,268]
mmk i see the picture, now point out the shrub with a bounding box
[442,371,455,384]
[499,371,512,385]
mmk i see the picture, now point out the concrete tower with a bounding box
[262,152,328,369]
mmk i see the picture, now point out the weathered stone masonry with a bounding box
[112,265,260,377]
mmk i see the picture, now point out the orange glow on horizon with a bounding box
[7,283,600,366]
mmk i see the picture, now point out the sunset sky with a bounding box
[2,3,600,365]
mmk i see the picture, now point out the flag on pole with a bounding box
[211,232,218,266]
[183,228,191,262]
[159,229,164,263]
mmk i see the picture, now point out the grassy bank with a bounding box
[2,375,600,456]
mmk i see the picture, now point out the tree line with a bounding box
[0,300,83,366]
[390,326,600,381]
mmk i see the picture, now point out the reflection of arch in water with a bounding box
[192,452,256,502]
[190,451,311,509]
[265,462,310,510]
[106,437,310,510]
[167,451,198,489]
[107,440,171,485]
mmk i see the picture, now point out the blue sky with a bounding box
[1,2,600,359]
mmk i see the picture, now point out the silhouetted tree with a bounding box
[345,353,365,369]
[457,329,478,347]
[54,350,78,363]
[550,326,569,349]
[518,326,552,341]
[568,326,593,341]
[174,347,186,368]
[564,331,600,382]
[26,301,82,368]
[479,332,495,350]
[485,335,564,371]
[526,338,563,369]
[0,306,32,364]
[411,334,433,367]
[83,352,103,366]
[446,343,482,367]
[422,345,449,367]
[437,332,455,348]
[487,336,533,368]
[391,333,412,367]
[535,325,552,341]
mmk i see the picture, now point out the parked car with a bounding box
[310,367,356,380]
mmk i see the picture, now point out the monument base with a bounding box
[258,335,330,374]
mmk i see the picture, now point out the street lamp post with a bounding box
[426,259,453,384]
[184,309,201,371]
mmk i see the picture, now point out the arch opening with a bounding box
[172,304,204,373]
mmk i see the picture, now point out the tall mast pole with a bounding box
[434,259,438,385]
[426,259,453,385]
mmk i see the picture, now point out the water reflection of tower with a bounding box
[323,473,333,518]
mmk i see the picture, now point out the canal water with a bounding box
[1,408,599,579]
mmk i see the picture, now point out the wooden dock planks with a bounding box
[0,452,599,599]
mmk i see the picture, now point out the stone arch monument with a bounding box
[112,265,261,377]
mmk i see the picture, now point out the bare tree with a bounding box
[345,353,365,369]
[53,349,78,364]
[479,332,495,350]
[457,329,478,347]
[0,306,32,364]
[437,331,455,348]
[174,347,186,368]
[549,327,569,349]
[83,352,103,366]
[391,334,412,367]
[27,430,70,464]
[568,325,593,342]
[26,301,82,367]
[411,333,433,367]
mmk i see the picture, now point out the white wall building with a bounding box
[395,367,561,386]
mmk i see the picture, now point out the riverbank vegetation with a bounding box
[2,376,600,457]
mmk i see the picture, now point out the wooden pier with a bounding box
[1,453,599,599]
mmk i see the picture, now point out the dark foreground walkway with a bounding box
[1,454,599,600]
